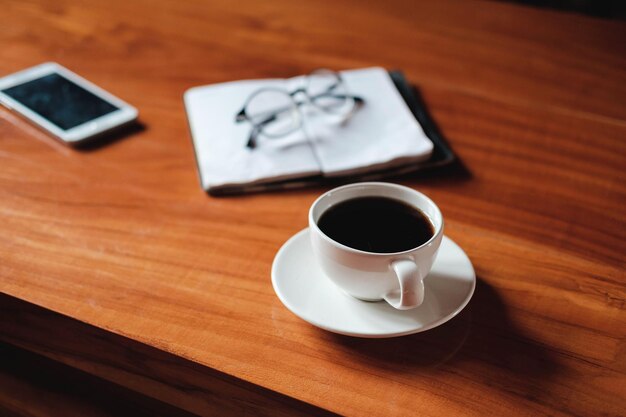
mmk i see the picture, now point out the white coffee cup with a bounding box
[309,182,444,310]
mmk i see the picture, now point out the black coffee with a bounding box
[317,196,434,253]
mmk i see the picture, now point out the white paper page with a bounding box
[289,67,433,177]
[184,79,321,191]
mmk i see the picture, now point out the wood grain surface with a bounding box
[1,0,625,416]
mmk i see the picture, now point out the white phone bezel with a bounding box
[0,62,138,144]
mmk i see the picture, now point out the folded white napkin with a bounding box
[184,67,433,193]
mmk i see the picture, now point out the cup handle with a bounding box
[384,259,425,310]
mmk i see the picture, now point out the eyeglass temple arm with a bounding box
[288,85,364,104]
[237,92,364,122]
[246,114,278,149]
[309,93,364,104]
[235,108,247,123]
[246,128,259,149]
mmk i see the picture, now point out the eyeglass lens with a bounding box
[245,89,301,137]
[307,70,355,116]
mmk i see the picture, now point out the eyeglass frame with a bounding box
[234,70,365,149]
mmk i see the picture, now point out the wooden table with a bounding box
[1,0,625,416]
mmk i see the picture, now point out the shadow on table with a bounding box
[74,121,146,152]
[319,278,559,401]
[402,153,473,185]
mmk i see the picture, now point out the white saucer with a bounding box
[271,228,476,338]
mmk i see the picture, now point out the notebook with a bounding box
[184,68,454,195]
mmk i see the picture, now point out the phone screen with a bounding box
[1,72,119,130]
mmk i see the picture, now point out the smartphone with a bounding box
[0,62,138,145]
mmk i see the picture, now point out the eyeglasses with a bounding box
[235,69,364,149]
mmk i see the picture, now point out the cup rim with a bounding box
[309,182,444,256]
